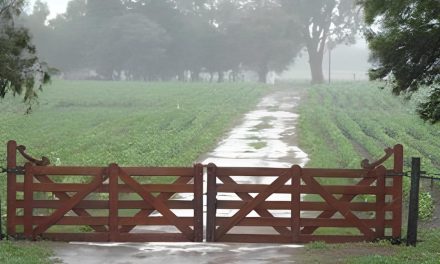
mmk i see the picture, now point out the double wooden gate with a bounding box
[5,140,403,243]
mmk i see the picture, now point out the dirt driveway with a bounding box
[50,87,314,264]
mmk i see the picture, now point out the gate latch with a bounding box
[5,166,25,174]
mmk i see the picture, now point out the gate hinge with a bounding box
[5,166,25,174]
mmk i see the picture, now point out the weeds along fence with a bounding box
[2,140,404,244]
[406,158,440,246]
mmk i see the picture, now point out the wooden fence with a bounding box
[5,140,403,243]
[7,141,203,242]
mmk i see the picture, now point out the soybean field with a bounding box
[297,81,439,219]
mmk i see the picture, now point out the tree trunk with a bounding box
[308,49,325,84]
[218,71,224,83]
[177,71,185,82]
[190,70,200,82]
[258,63,268,83]
[231,71,237,82]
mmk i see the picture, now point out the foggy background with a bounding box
[23,0,371,82]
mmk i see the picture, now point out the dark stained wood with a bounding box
[16,216,109,225]
[15,216,195,226]
[118,217,194,226]
[16,199,393,212]
[20,183,194,193]
[301,173,377,235]
[33,174,107,232]
[217,168,371,178]
[108,164,119,242]
[38,231,192,243]
[214,171,292,241]
[32,172,105,237]
[375,166,386,238]
[300,170,376,239]
[32,166,194,176]
[118,168,194,241]
[32,166,103,175]
[193,163,204,242]
[7,140,17,237]
[206,163,217,242]
[218,175,291,236]
[291,165,301,243]
[216,167,288,177]
[300,218,393,228]
[118,175,192,233]
[214,200,393,211]
[121,167,195,176]
[215,217,291,226]
[215,184,391,194]
[23,163,33,239]
[7,142,403,244]
[300,201,393,212]
[302,169,371,178]
[15,200,194,210]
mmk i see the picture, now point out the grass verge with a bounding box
[0,241,54,264]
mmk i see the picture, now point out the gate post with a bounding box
[291,165,301,243]
[108,163,119,242]
[193,163,204,242]
[23,163,34,240]
[406,157,420,246]
[206,163,217,242]
[6,140,17,238]
[375,166,386,238]
[392,144,403,239]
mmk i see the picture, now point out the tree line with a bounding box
[2,0,439,122]
[23,0,361,83]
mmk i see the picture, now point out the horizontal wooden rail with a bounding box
[15,216,196,226]
[15,200,194,209]
[215,201,394,211]
[216,168,371,178]
[16,183,195,193]
[6,140,403,244]
[32,166,195,176]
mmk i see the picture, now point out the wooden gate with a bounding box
[6,141,203,242]
[206,145,403,243]
[5,140,403,243]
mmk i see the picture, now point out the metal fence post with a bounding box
[0,196,3,240]
[406,157,420,246]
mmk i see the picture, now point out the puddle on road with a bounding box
[54,90,308,264]
[199,90,309,167]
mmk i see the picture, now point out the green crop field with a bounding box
[1,80,439,262]
[0,80,267,236]
[296,81,439,220]
[0,80,267,167]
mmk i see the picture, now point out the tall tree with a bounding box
[283,0,361,83]
[44,0,88,74]
[92,13,170,80]
[231,2,302,83]
[361,0,440,123]
[0,0,51,111]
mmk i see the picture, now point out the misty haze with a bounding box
[1,0,439,263]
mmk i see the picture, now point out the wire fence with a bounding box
[400,171,440,182]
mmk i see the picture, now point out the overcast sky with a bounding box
[28,0,69,19]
